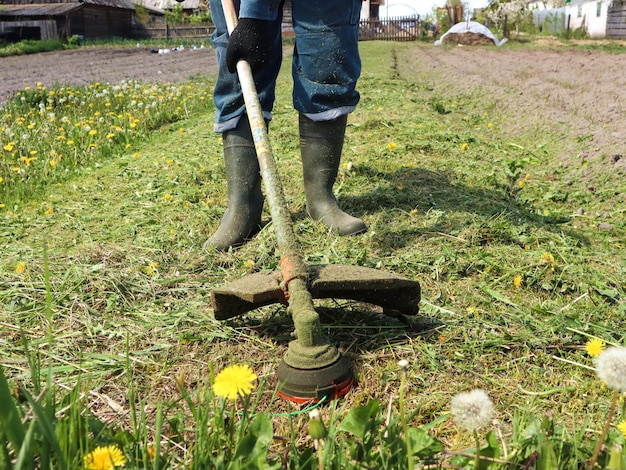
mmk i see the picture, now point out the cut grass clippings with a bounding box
[1,40,625,468]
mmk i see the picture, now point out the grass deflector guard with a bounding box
[216,0,420,403]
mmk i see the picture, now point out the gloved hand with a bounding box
[226,18,272,74]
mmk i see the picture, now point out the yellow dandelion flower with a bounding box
[387,142,398,150]
[540,252,555,269]
[244,259,255,269]
[487,122,493,128]
[44,207,54,215]
[0,176,3,184]
[618,420,626,439]
[585,338,606,358]
[163,193,172,201]
[15,262,27,274]
[518,181,525,188]
[213,364,257,400]
[83,445,126,470]
[144,261,158,276]
[513,275,522,289]
[461,143,469,151]
[89,129,98,136]
[132,152,140,158]
[466,306,478,316]
[146,444,156,461]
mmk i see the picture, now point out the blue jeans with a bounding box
[210,0,362,132]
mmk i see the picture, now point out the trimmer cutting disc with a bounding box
[276,355,354,403]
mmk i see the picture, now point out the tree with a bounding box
[487,0,532,35]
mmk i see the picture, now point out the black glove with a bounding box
[226,18,272,74]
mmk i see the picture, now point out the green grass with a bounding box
[1,40,625,468]
[0,39,73,57]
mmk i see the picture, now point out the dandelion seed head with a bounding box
[450,389,494,431]
[595,346,626,391]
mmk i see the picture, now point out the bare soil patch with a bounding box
[0,46,217,104]
[401,44,626,196]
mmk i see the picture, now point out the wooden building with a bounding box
[0,0,164,41]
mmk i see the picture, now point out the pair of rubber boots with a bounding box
[205,113,367,251]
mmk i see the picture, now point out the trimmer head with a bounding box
[276,355,354,403]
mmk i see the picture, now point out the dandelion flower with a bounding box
[213,364,257,400]
[618,420,626,439]
[83,445,126,470]
[540,252,555,269]
[585,338,606,358]
[450,389,494,431]
[398,359,410,371]
[595,346,626,391]
[15,262,27,274]
[308,409,327,440]
[387,142,398,150]
[513,275,522,289]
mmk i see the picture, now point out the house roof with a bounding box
[0,0,164,18]
[0,3,81,18]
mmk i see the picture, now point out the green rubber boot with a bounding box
[299,113,367,236]
[204,118,264,251]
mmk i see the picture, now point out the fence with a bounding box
[133,23,215,40]
[133,16,422,42]
[359,16,421,41]
[607,1,626,38]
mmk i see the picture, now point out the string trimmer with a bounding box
[213,0,421,403]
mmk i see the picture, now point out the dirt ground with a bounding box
[0,46,218,105]
[2,42,625,187]
[400,43,626,197]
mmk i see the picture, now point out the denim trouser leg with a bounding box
[209,0,283,132]
[291,0,362,121]
[210,0,362,130]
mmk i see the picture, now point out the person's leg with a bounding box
[204,118,265,250]
[206,0,282,250]
[209,0,283,132]
[292,0,367,235]
[298,113,367,235]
